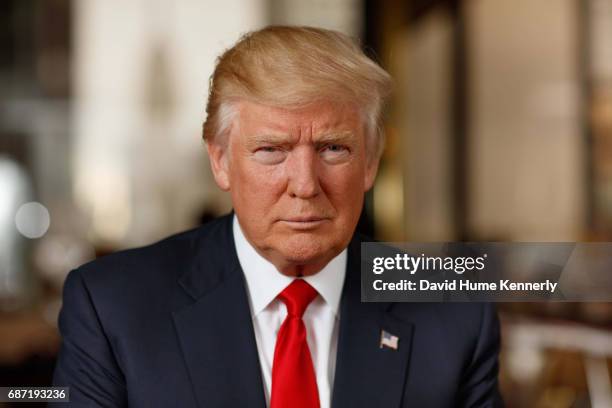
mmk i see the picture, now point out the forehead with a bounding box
[234,100,363,138]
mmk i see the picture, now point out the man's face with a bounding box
[208,100,379,275]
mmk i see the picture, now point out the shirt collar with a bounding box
[233,215,347,317]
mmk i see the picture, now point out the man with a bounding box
[52,26,502,407]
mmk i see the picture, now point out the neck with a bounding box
[258,251,332,277]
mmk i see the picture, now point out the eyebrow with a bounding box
[245,131,356,148]
[314,131,355,145]
[248,134,294,145]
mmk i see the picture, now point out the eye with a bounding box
[320,144,350,162]
[326,144,345,152]
[253,146,287,164]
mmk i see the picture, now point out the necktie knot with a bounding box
[278,279,318,318]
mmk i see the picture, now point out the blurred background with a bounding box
[0,0,611,406]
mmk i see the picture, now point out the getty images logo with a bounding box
[372,253,488,275]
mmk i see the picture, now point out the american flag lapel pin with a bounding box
[379,330,399,350]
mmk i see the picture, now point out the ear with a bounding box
[206,139,231,191]
[364,156,380,192]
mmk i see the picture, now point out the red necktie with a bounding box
[270,279,320,408]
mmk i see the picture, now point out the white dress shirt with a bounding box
[233,216,347,408]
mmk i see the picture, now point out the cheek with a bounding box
[231,159,287,206]
[321,164,366,209]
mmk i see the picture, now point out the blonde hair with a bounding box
[203,25,392,161]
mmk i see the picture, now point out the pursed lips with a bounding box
[278,216,331,229]
[283,216,328,222]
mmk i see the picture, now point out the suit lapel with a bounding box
[172,215,266,408]
[332,237,414,408]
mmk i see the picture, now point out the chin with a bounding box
[275,233,338,265]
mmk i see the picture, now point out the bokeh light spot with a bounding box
[15,201,51,239]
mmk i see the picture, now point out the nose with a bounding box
[286,147,321,199]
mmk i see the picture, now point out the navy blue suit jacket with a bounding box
[52,214,502,407]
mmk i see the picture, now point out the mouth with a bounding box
[279,217,330,230]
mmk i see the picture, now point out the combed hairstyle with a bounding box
[202,26,393,161]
